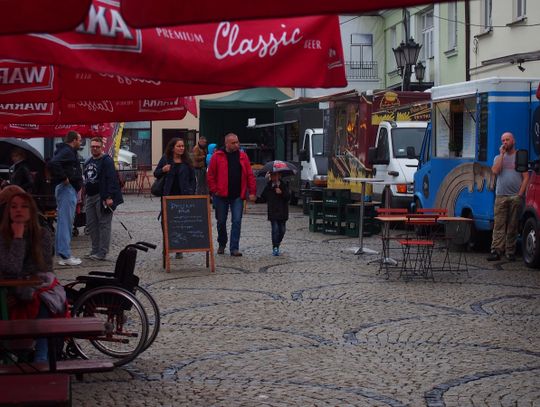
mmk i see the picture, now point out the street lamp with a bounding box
[414,61,425,83]
[393,37,422,91]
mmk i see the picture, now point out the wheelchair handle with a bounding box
[136,241,157,250]
[126,243,149,252]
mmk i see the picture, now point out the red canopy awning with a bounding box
[0,1,346,89]
[0,0,91,35]
[121,0,448,28]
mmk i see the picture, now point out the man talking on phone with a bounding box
[487,132,529,262]
[83,137,124,261]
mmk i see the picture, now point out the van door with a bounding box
[413,123,433,209]
[372,126,390,198]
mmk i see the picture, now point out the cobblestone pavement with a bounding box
[59,195,540,407]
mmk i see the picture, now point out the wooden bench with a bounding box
[0,373,71,406]
[0,317,106,373]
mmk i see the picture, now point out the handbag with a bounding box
[151,176,165,197]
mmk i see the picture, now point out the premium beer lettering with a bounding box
[76,5,133,40]
[213,22,302,60]
[155,28,204,43]
[0,66,48,84]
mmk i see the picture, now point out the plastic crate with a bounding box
[323,205,345,221]
[323,220,345,235]
[322,188,351,207]
[309,217,324,232]
[309,200,324,219]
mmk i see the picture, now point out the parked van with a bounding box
[368,120,428,208]
[298,127,328,194]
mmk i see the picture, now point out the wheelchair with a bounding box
[64,242,160,367]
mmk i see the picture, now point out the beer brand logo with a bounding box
[76,100,115,112]
[140,98,186,112]
[214,22,303,60]
[30,0,142,53]
[0,60,54,95]
[0,102,54,116]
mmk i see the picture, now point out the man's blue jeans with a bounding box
[213,196,243,253]
[55,183,77,259]
[271,220,286,248]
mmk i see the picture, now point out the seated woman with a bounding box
[0,191,66,362]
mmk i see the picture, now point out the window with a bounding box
[389,26,397,70]
[350,33,373,62]
[421,9,434,60]
[515,0,526,20]
[447,2,458,50]
[434,96,477,159]
[376,128,390,162]
[482,0,493,32]
[122,128,151,167]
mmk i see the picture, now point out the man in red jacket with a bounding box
[207,133,256,256]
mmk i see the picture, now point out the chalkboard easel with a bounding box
[162,195,215,273]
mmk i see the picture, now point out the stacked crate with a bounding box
[322,189,351,235]
[308,200,324,232]
[345,202,381,237]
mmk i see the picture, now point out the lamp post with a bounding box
[392,37,422,91]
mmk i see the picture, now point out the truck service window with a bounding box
[434,96,476,159]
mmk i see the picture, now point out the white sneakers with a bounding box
[58,256,82,266]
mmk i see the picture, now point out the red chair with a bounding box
[398,214,439,281]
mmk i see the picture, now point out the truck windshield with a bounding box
[392,128,425,158]
[311,133,325,156]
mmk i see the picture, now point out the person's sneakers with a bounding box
[217,246,225,255]
[175,252,184,259]
[84,252,98,259]
[272,247,280,256]
[230,250,243,257]
[58,256,82,266]
[506,253,516,261]
[486,252,501,261]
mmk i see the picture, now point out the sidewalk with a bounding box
[60,195,540,407]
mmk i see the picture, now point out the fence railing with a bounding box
[344,61,378,80]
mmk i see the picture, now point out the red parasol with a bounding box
[0,96,189,124]
[0,0,91,35]
[0,123,116,138]
[121,0,449,27]
[0,0,346,89]
[0,60,232,103]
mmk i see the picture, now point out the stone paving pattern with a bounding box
[58,196,540,406]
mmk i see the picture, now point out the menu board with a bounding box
[162,195,214,272]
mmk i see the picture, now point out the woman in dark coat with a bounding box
[153,138,196,259]
[8,148,34,193]
[154,138,196,197]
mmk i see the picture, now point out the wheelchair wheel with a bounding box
[70,286,149,366]
[133,286,160,352]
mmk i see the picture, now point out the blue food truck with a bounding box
[413,77,540,243]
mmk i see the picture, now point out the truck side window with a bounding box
[303,135,310,162]
[376,129,390,162]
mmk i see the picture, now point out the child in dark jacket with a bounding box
[260,172,290,256]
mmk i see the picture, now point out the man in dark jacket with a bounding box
[83,137,124,261]
[48,131,83,266]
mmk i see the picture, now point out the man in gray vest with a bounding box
[487,132,529,261]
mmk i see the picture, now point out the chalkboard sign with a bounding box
[162,195,214,272]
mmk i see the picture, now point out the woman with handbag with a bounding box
[0,191,67,362]
[154,137,196,259]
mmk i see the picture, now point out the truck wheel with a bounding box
[523,217,540,268]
